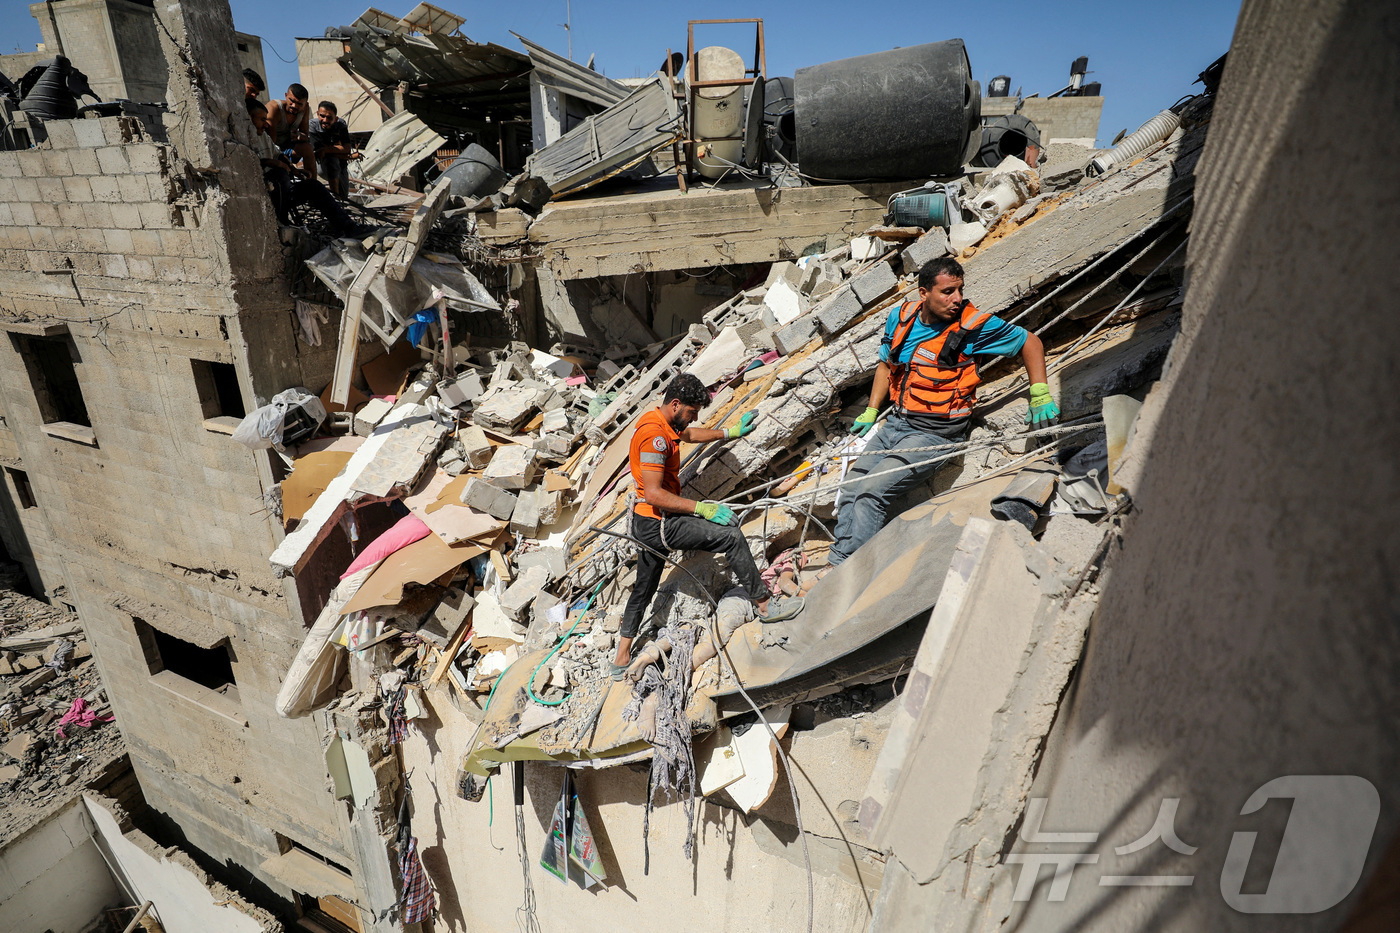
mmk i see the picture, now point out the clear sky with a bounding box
[2,1,1241,148]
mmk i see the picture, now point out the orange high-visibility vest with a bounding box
[888,299,993,419]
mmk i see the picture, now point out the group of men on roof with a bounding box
[239,69,368,237]
[615,257,1059,674]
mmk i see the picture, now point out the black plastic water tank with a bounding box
[435,143,507,199]
[793,39,979,180]
[974,114,1041,167]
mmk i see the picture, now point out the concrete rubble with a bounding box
[2,2,1349,932]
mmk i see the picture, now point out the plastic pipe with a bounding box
[1087,109,1181,177]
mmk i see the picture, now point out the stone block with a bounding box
[499,565,550,621]
[96,146,127,175]
[67,147,100,176]
[815,284,866,336]
[763,278,809,326]
[850,259,899,306]
[437,370,483,408]
[73,118,106,149]
[510,486,546,536]
[460,477,517,521]
[517,546,566,581]
[774,315,819,356]
[737,317,775,351]
[354,398,393,436]
[126,144,164,175]
[471,385,537,430]
[482,444,537,490]
[900,227,951,276]
[458,426,494,469]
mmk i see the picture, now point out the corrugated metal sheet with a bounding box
[359,110,446,184]
[339,25,530,94]
[513,33,628,109]
[525,75,679,197]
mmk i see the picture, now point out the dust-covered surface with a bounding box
[0,581,126,846]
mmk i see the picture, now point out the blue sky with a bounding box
[3,1,1241,147]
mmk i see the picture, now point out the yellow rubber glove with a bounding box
[1027,383,1060,427]
[850,407,879,436]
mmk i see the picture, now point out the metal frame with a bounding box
[683,19,766,179]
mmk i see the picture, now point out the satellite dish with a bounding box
[742,76,766,168]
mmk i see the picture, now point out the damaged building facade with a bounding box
[0,0,1398,932]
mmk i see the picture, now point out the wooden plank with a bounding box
[426,612,472,688]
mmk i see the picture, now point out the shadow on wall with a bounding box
[1007,0,1400,929]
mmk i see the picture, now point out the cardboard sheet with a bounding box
[363,339,422,396]
[282,452,355,524]
[424,504,505,545]
[341,533,481,614]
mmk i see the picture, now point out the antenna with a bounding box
[560,0,573,61]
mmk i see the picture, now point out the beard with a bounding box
[665,414,688,433]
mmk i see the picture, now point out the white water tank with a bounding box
[688,46,745,179]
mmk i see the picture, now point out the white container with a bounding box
[689,46,746,179]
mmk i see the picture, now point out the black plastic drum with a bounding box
[794,39,980,180]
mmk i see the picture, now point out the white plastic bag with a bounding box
[231,386,327,451]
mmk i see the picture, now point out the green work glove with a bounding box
[694,501,737,526]
[1027,383,1061,427]
[726,410,757,439]
[850,406,879,436]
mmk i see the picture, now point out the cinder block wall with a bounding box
[0,0,353,912]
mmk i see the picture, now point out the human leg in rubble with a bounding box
[827,257,1054,567]
[612,374,802,679]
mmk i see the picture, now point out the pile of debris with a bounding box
[0,581,121,843]
[238,41,1217,912]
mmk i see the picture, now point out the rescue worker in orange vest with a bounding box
[613,373,805,679]
[826,257,1059,567]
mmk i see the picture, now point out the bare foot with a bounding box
[637,692,661,742]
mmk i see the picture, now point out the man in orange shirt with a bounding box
[613,374,804,677]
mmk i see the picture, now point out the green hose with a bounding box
[526,579,605,707]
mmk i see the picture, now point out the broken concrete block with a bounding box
[517,546,566,581]
[461,477,518,521]
[533,433,572,459]
[850,236,883,261]
[438,370,484,409]
[354,397,393,436]
[763,261,799,290]
[762,278,810,326]
[541,408,570,434]
[774,315,820,355]
[459,425,494,470]
[483,444,537,490]
[850,259,899,306]
[815,284,867,337]
[595,360,622,382]
[737,317,775,351]
[499,565,550,621]
[949,221,989,252]
[799,258,844,300]
[472,385,538,430]
[510,486,547,536]
[900,227,951,276]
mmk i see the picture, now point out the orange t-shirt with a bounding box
[629,408,681,520]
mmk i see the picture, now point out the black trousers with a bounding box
[621,512,767,638]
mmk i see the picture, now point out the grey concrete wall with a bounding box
[23,0,168,105]
[0,0,353,915]
[985,0,1400,929]
[982,96,1104,145]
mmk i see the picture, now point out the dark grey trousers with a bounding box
[621,512,767,638]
